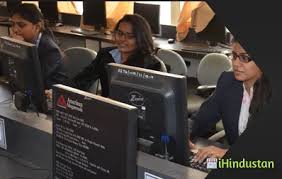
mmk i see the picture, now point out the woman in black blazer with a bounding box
[71,14,162,97]
[190,38,272,162]
[9,3,67,89]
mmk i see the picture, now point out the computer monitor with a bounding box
[38,0,59,24]
[53,84,137,179]
[0,36,47,113]
[187,11,226,46]
[107,63,189,166]
[196,15,226,45]
[82,0,107,31]
[134,3,161,37]
[6,0,22,14]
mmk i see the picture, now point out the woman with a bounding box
[10,3,67,89]
[190,38,272,162]
[71,14,162,97]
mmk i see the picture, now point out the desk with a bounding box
[0,85,208,179]
[0,20,230,57]
[0,21,230,77]
[50,25,230,56]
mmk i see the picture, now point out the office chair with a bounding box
[156,49,188,76]
[187,53,232,114]
[63,47,101,94]
[154,55,168,73]
[188,53,232,141]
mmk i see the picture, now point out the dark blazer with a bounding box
[191,71,244,145]
[72,47,162,97]
[37,33,68,89]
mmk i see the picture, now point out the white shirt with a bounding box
[109,48,121,64]
[238,84,253,136]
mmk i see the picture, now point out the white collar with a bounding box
[243,83,254,99]
[35,32,42,48]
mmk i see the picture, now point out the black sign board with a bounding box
[52,84,137,179]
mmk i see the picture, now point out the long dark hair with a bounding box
[249,73,272,117]
[114,14,154,55]
[10,3,57,43]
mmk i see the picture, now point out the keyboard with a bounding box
[182,47,221,54]
[188,151,209,173]
[70,28,101,36]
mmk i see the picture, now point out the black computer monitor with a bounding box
[134,3,161,37]
[53,84,137,179]
[0,36,47,113]
[187,13,226,46]
[38,0,59,24]
[107,63,189,166]
[82,0,107,31]
[6,0,22,14]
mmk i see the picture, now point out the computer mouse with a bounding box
[104,31,111,35]
[168,38,175,44]
[55,22,63,27]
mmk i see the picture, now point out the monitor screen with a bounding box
[134,3,161,36]
[0,36,47,113]
[83,0,107,30]
[107,63,189,166]
[38,0,59,23]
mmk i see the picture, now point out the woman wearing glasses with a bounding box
[190,38,272,162]
[71,14,162,97]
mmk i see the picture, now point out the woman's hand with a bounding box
[10,31,24,41]
[189,139,197,150]
[45,89,52,100]
[194,146,227,163]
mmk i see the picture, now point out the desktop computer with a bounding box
[0,36,47,113]
[53,84,138,179]
[107,63,189,166]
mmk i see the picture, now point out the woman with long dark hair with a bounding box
[72,14,163,97]
[190,38,272,162]
[10,3,67,89]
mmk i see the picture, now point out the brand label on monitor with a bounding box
[117,68,154,80]
[129,91,144,106]
[56,95,83,112]
[0,117,7,150]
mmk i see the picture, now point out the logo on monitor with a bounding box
[129,91,144,106]
[57,95,67,109]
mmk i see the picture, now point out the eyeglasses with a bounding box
[231,51,253,63]
[114,30,135,40]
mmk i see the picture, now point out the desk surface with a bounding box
[0,85,52,134]
[0,85,208,179]
[50,25,230,56]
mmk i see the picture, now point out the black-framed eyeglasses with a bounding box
[114,30,135,40]
[231,51,253,63]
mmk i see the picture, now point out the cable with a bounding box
[0,151,49,172]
